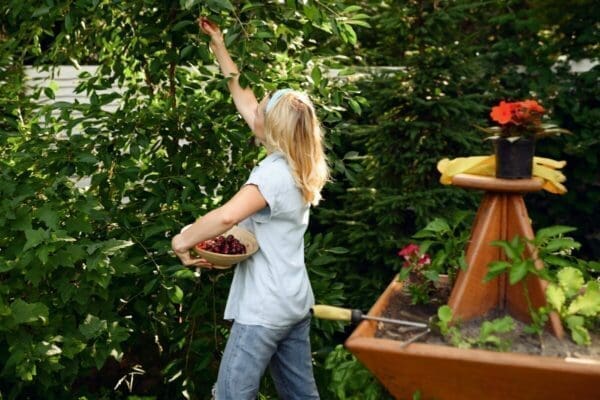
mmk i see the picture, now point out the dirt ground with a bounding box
[375,287,600,361]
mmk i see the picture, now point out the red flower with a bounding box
[519,100,545,114]
[512,100,545,125]
[490,100,545,126]
[418,254,431,265]
[398,243,420,258]
[490,101,515,125]
[481,98,569,142]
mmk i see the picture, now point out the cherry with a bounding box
[196,234,247,255]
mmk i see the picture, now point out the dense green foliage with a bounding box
[1,1,363,398]
[1,0,597,399]
[315,0,599,315]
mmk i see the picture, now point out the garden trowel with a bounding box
[311,305,429,328]
[311,305,438,347]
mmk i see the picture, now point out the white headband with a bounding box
[266,88,293,114]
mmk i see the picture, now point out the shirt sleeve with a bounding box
[245,163,281,223]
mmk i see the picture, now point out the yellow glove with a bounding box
[437,156,567,194]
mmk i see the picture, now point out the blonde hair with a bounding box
[264,91,329,206]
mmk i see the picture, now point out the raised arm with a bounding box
[199,17,265,142]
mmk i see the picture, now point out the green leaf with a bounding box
[570,325,591,346]
[35,206,59,230]
[484,261,510,282]
[587,261,600,271]
[225,31,240,47]
[169,285,184,304]
[23,228,48,251]
[422,218,450,234]
[180,0,198,10]
[398,267,411,281]
[311,66,322,86]
[108,322,130,343]
[76,153,98,164]
[491,239,520,261]
[491,316,515,333]
[543,255,572,268]
[565,315,590,345]
[44,87,55,100]
[325,247,349,255]
[65,13,73,32]
[348,99,361,115]
[33,6,50,17]
[62,337,86,359]
[346,19,371,28]
[0,260,17,273]
[437,305,452,323]
[36,245,54,265]
[207,0,234,12]
[478,322,494,339]
[172,20,195,32]
[479,316,514,341]
[311,254,339,266]
[79,314,107,339]
[303,5,321,23]
[557,267,584,297]
[143,279,158,295]
[509,259,529,285]
[339,23,357,45]
[567,284,600,317]
[343,5,362,13]
[411,229,436,239]
[87,239,134,256]
[180,45,195,61]
[10,300,49,325]
[544,238,580,253]
[545,284,565,312]
[173,268,197,280]
[535,225,576,241]
[458,254,468,271]
[422,269,439,282]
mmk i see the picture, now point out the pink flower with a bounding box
[418,254,431,265]
[398,243,420,258]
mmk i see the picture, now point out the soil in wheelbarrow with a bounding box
[374,285,600,360]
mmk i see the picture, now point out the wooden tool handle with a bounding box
[311,305,354,322]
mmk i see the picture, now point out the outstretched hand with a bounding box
[198,17,223,42]
[172,224,214,269]
[174,248,214,269]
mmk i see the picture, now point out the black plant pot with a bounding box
[494,137,535,179]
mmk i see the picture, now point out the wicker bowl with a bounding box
[191,225,259,270]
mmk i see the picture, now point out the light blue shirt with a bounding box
[223,152,314,328]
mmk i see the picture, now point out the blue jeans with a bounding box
[214,316,320,400]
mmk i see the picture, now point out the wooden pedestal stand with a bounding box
[447,174,563,337]
[343,175,600,400]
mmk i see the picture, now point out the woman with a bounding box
[171,17,328,400]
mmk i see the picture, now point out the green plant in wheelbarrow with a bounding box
[436,305,516,351]
[397,212,471,305]
[483,225,600,345]
[545,267,600,345]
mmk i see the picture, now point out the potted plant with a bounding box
[345,221,600,400]
[478,100,571,179]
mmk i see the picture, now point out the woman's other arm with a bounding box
[171,184,267,266]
